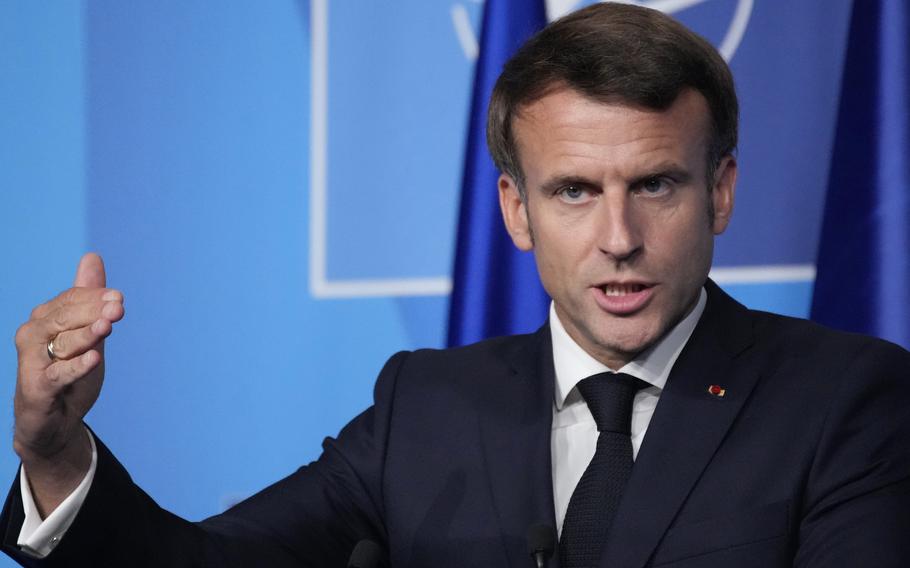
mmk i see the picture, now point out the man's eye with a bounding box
[558,185,588,202]
[640,177,670,195]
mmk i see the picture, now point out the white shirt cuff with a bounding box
[17,428,98,558]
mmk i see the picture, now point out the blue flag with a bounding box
[447,0,549,347]
[810,0,910,349]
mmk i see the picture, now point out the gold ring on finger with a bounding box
[46,337,60,362]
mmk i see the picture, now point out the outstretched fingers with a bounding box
[18,292,123,352]
[30,287,118,320]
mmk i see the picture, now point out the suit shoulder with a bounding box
[404,332,537,373]
[375,332,540,390]
[746,308,910,370]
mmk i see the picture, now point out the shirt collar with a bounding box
[550,287,707,410]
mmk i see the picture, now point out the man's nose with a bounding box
[596,191,643,262]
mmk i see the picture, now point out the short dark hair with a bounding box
[487,2,738,192]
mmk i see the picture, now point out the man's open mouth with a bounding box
[602,283,648,296]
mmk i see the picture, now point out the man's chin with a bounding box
[586,327,659,368]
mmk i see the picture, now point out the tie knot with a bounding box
[576,372,649,434]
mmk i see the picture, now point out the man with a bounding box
[5,3,910,567]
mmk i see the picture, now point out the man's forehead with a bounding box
[510,87,712,172]
[513,85,709,129]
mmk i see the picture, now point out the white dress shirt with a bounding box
[18,427,97,557]
[18,288,706,556]
[550,289,706,536]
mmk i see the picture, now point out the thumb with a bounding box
[73,252,107,288]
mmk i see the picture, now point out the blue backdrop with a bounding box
[0,1,869,564]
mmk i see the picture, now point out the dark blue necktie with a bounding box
[559,372,649,568]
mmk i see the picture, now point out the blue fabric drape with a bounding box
[447,0,549,347]
[811,0,910,349]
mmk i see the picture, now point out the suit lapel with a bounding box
[601,281,761,568]
[480,327,559,568]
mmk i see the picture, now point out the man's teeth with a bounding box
[603,283,644,296]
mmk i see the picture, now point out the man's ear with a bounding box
[711,155,737,235]
[498,174,534,251]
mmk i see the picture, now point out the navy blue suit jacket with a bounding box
[4,281,910,567]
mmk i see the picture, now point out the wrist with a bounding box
[17,427,93,518]
[14,423,91,466]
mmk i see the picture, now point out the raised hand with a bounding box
[13,253,124,516]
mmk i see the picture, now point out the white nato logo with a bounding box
[453,0,754,63]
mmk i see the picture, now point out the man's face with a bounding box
[499,87,736,369]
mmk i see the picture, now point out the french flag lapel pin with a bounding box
[707,384,726,398]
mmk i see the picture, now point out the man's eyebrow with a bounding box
[536,164,695,193]
[628,163,694,187]
[537,175,601,194]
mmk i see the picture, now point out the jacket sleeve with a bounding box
[1,351,409,568]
